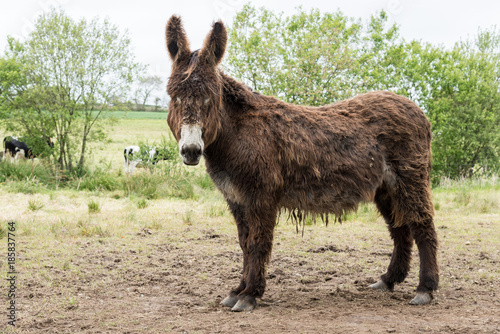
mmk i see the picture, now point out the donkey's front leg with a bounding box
[231,204,277,312]
[221,201,249,308]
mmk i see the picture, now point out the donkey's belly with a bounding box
[279,185,365,217]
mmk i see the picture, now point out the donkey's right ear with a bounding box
[166,15,191,63]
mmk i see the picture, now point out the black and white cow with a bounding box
[3,136,54,162]
[4,137,31,162]
[124,145,169,174]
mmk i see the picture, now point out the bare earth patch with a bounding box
[1,189,499,333]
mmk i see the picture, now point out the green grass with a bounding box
[137,198,148,209]
[88,199,101,213]
[28,198,45,211]
[109,110,168,120]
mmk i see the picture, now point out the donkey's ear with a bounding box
[199,20,227,67]
[166,15,191,63]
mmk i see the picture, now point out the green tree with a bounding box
[0,9,142,171]
[225,5,402,106]
[397,29,500,179]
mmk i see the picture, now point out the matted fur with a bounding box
[165,16,439,307]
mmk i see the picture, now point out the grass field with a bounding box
[88,117,172,170]
[109,110,168,120]
[0,116,499,333]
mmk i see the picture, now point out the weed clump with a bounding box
[88,199,101,213]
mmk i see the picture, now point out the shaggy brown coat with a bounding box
[165,16,439,310]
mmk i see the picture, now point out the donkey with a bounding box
[165,16,438,312]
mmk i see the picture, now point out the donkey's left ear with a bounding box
[200,20,227,67]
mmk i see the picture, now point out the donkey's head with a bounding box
[166,16,227,165]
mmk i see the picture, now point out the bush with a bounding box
[123,162,196,200]
[77,167,120,191]
[0,159,55,185]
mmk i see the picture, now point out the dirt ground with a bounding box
[4,207,499,334]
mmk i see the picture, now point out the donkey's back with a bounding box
[242,90,432,220]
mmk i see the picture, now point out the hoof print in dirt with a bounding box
[231,295,257,312]
[221,293,238,308]
[368,280,389,292]
[409,292,432,305]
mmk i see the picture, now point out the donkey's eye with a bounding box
[176,97,182,104]
[204,98,210,105]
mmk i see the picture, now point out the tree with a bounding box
[133,75,163,110]
[396,29,500,179]
[225,5,402,106]
[0,9,142,171]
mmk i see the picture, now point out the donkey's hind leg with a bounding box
[370,185,413,292]
[408,217,439,304]
[221,201,249,308]
[381,171,439,305]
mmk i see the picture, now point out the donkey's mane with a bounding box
[184,50,200,79]
[219,71,287,112]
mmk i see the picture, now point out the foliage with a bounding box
[226,5,500,180]
[0,158,56,185]
[226,5,401,105]
[0,9,142,172]
[137,198,148,209]
[136,135,180,167]
[397,30,500,180]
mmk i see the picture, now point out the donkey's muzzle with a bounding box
[180,143,202,165]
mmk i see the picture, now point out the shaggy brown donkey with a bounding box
[165,16,439,311]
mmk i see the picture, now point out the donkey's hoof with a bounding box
[221,293,239,308]
[231,295,257,312]
[409,292,432,305]
[368,280,389,292]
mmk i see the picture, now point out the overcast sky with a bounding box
[1,0,499,99]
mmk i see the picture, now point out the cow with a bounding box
[165,16,439,312]
[124,145,169,174]
[4,137,31,162]
[3,136,54,163]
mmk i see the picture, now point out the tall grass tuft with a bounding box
[88,199,101,213]
[137,198,148,209]
[28,198,45,211]
[77,220,109,237]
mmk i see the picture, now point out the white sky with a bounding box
[1,0,499,100]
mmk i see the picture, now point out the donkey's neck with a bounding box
[219,71,259,111]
